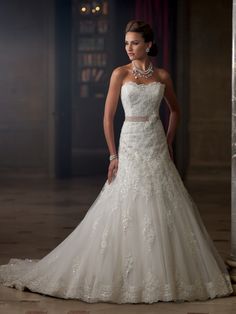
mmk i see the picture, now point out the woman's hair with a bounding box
[125,20,158,57]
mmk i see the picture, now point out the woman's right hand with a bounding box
[107,158,118,184]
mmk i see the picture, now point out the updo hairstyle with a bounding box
[125,20,158,57]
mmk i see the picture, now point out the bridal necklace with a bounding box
[132,61,154,79]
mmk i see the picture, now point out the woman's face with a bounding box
[125,31,151,61]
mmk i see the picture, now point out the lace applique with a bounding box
[111,202,120,213]
[183,230,199,258]
[123,255,134,280]
[89,215,102,240]
[143,271,161,300]
[165,209,175,232]
[37,271,232,303]
[91,219,99,232]
[143,214,156,250]
[122,210,132,232]
[120,200,134,232]
[71,257,80,275]
[100,227,109,254]
[125,115,149,121]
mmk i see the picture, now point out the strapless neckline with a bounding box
[121,81,165,89]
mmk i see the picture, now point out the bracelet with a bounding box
[109,154,118,161]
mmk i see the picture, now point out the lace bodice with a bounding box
[120,81,165,118]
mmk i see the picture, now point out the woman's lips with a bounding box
[128,53,134,56]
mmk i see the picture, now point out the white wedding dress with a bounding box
[0,81,233,303]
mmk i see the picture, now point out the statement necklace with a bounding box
[132,61,154,79]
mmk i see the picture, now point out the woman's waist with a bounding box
[124,113,160,122]
[122,115,162,133]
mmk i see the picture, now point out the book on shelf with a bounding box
[78,53,107,66]
[80,68,105,82]
[79,20,108,34]
[79,20,96,34]
[78,38,105,51]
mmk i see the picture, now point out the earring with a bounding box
[146,47,150,53]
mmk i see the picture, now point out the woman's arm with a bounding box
[159,69,180,160]
[103,67,123,183]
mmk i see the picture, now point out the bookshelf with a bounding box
[71,0,113,175]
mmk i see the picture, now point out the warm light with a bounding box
[95,6,101,11]
[92,8,96,13]
[81,6,87,13]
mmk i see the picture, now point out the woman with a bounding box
[0,20,233,304]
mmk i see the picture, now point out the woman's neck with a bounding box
[132,58,151,71]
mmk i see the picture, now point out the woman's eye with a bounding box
[125,42,139,46]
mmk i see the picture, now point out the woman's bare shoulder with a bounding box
[155,67,172,84]
[111,64,130,81]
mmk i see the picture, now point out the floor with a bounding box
[0,175,235,314]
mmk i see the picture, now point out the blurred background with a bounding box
[0,2,234,309]
[0,0,231,182]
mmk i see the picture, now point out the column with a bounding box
[226,0,236,295]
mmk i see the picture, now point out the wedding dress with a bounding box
[0,81,233,303]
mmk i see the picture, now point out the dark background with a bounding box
[0,0,231,183]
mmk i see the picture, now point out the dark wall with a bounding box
[187,0,231,180]
[175,0,231,182]
[0,0,55,176]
